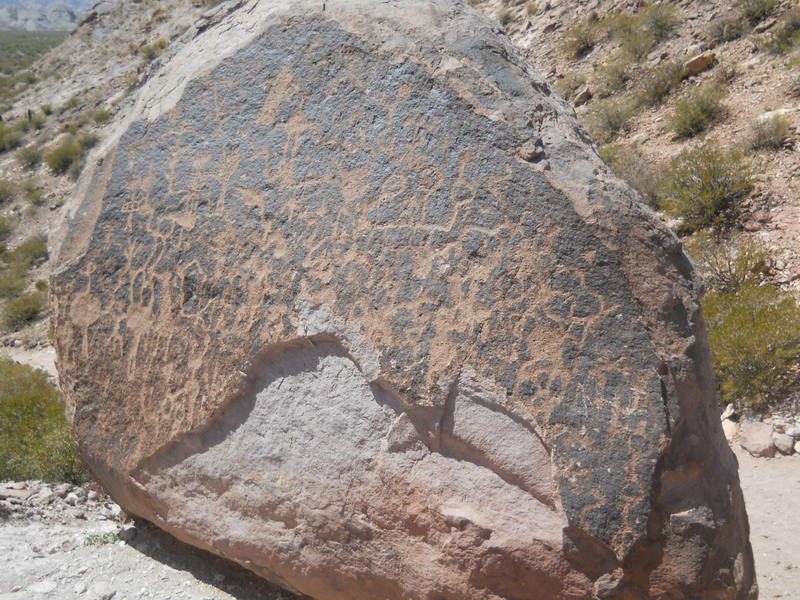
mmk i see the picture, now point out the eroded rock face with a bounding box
[51,1,756,598]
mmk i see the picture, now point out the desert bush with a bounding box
[59,95,80,114]
[588,97,636,143]
[23,180,45,206]
[30,112,45,130]
[0,122,23,153]
[764,9,800,54]
[562,18,601,58]
[736,0,777,26]
[2,290,46,330]
[0,264,25,299]
[497,9,514,26]
[708,15,744,44]
[92,109,111,124]
[668,82,725,138]
[635,61,682,106]
[639,2,678,41]
[78,132,99,150]
[555,70,587,99]
[704,281,800,411]
[748,114,791,150]
[657,143,753,233]
[526,2,539,16]
[16,144,41,169]
[0,215,13,241]
[599,142,659,205]
[45,138,82,174]
[594,52,633,97]
[687,234,768,293]
[3,234,48,268]
[39,103,51,115]
[140,39,168,62]
[0,358,88,483]
[607,2,677,61]
[0,180,15,203]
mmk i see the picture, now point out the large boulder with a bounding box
[51,0,756,598]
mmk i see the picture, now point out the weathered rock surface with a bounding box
[51,0,756,598]
[741,423,776,458]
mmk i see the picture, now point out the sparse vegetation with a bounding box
[0,180,15,204]
[0,122,23,153]
[92,109,111,124]
[588,97,635,143]
[668,82,726,138]
[708,15,745,44]
[599,142,659,205]
[763,8,800,55]
[594,52,633,97]
[0,216,13,242]
[554,70,587,99]
[16,144,42,169]
[2,291,46,330]
[736,0,777,26]
[657,143,753,233]
[45,138,83,175]
[748,114,791,150]
[561,17,601,58]
[497,9,514,26]
[139,38,169,62]
[606,2,677,61]
[0,358,88,483]
[635,61,682,107]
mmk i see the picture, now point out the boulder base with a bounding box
[51,1,756,598]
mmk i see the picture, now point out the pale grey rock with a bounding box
[740,422,776,458]
[773,432,795,455]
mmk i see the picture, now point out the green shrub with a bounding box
[16,144,41,169]
[23,180,45,206]
[30,113,45,130]
[0,122,23,152]
[0,358,88,483]
[562,18,601,58]
[588,97,636,143]
[607,3,677,61]
[59,95,80,113]
[708,16,745,44]
[687,234,768,294]
[0,264,25,298]
[736,0,777,25]
[77,132,98,150]
[657,143,753,233]
[5,234,48,267]
[594,52,633,97]
[526,2,539,16]
[639,2,678,42]
[497,9,514,26]
[704,282,800,411]
[599,142,659,205]
[554,70,587,99]
[668,82,726,138]
[45,138,82,175]
[763,9,800,54]
[140,38,168,61]
[748,114,791,150]
[2,290,46,330]
[0,215,13,241]
[35,279,48,291]
[0,180,15,203]
[635,61,682,106]
[39,103,51,115]
[92,109,111,124]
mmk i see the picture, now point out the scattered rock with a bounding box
[773,432,795,455]
[740,422,776,457]
[88,581,116,600]
[722,418,740,442]
[754,18,777,34]
[682,51,716,79]
[573,85,592,106]
[786,426,800,439]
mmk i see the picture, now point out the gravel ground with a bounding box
[735,446,800,600]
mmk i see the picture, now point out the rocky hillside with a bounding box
[479,0,800,289]
[0,0,92,31]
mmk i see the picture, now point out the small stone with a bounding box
[795,441,800,455]
[740,422,776,457]
[74,581,88,594]
[29,581,58,594]
[722,418,739,442]
[682,51,716,79]
[517,139,544,161]
[87,490,99,501]
[773,433,795,455]
[786,426,800,439]
[721,403,735,421]
[65,492,82,506]
[573,85,592,106]
[88,581,116,600]
[754,18,777,33]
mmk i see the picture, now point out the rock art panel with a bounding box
[51,0,757,598]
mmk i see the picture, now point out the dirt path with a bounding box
[735,447,800,599]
